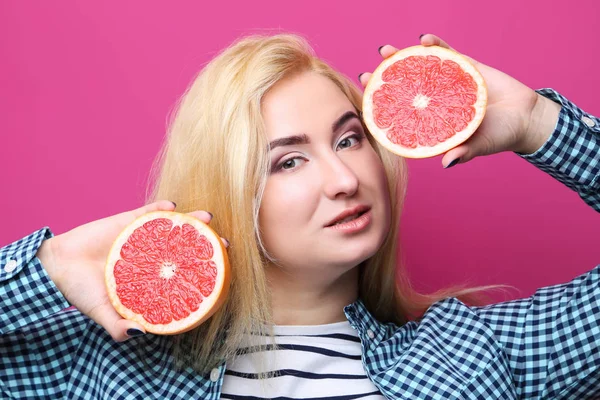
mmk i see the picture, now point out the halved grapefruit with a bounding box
[362,45,487,158]
[105,211,230,335]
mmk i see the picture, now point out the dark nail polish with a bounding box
[378,45,384,55]
[127,328,145,337]
[358,73,364,81]
[445,158,460,169]
[419,33,425,40]
[171,201,177,208]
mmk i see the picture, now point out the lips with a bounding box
[325,205,371,227]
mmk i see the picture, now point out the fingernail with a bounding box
[223,238,230,248]
[207,211,214,220]
[419,33,425,40]
[127,328,145,337]
[378,45,384,55]
[358,73,364,81]
[170,201,177,208]
[444,158,460,169]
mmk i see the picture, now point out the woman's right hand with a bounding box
[36,200,225,341]
[359,34,561,167]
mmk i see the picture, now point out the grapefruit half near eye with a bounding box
[362,45,487,158]
[105,211,230,335]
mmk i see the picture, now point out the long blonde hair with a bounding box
[147,33,492,374]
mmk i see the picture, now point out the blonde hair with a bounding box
[147,33,495,374]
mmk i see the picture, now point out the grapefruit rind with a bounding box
[362,45,488,158]
[105,211,230,335]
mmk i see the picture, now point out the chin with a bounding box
[330,232,386,269]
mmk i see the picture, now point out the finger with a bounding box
[420,34,478,65]
[220,237,230,249]
[358,72,372,87]
[441,127,496,168]
[187,210,213,224]
[441,146,466,169]
[133,200,177,218]
[89,302,146,342]
[378,45,399,59]
[379,36,454,56]
[442,140,484,168]
[420,34,454,50]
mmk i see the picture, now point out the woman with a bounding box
[1,33,598,399]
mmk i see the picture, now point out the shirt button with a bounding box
[367,329,375,339]
[4,259,17,273]
[209,368,220,382]
[582,116,596,128]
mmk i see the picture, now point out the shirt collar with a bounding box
[344,298,385,348]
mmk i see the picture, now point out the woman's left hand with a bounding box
[358,34,561,167]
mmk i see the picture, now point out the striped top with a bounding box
[221,321,384,399]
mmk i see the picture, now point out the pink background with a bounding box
[1,1,598,302]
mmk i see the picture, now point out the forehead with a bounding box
[261,71,355,141]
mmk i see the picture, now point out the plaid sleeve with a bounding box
[517,88,600,212]
[1,229,95,398]
[0,227,71,334]
[473,265,600,399]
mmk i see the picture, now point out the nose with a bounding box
[321,154,359,199]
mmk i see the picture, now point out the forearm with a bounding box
[35,235,61,288]
[517,92,561,155]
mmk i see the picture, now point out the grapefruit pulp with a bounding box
[362,45,487,158]
[105,211,230,335]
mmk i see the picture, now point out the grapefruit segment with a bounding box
[105,211,230,335]
[362,45,487,158]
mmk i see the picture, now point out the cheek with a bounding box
[359,150,392,219]
[258,175,319,249]
[357,148,389,191]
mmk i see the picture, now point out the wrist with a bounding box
[36,236,60,283]
[516,93,561,155]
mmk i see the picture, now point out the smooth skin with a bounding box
[36,34,561,341]
[260,71,391,326]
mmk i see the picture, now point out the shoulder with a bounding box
[365,298,517,398]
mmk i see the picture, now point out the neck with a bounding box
[266,264,359,326]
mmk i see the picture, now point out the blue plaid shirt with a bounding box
[1,89,599,399]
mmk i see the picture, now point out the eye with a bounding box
[278,157,306,171]
[336,133,364,150]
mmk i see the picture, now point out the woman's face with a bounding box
[259,71,391,274]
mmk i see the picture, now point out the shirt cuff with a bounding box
[516,88,600,212]
[0,227,72,334]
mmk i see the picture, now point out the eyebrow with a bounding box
[268,111,360,151]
